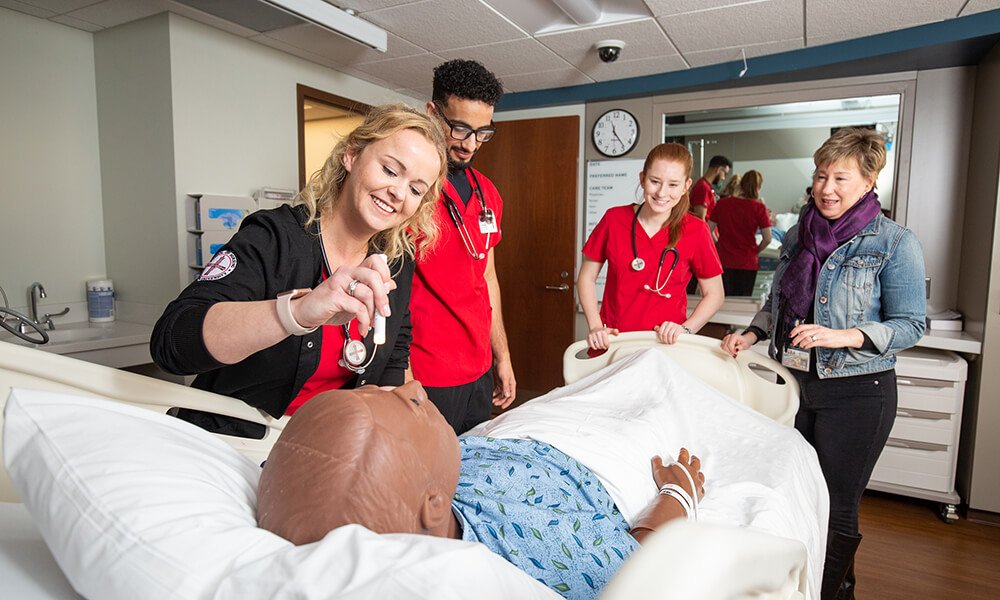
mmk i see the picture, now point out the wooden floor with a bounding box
[856,491,1000,599]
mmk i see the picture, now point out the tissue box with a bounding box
[254,187,297,211]
[190,231,234,267]
[187,194,254,231]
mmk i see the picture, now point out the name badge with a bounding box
[781,345,811,372]
[479,208,498,234]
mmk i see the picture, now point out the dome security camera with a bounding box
[596,40,625,63]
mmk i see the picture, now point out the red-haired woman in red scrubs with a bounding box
[578,143,725,351]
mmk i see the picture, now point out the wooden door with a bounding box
[473,116,579,406]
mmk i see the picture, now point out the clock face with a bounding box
[592,109,639,157]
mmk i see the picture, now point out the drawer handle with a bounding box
[897,378,953,389]
[885,438,948,452]
[896,408,950,421]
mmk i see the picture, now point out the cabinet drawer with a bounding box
[896,376,962,414]
[871,442,954,493]
[888,409,958,446]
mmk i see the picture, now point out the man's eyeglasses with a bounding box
[435,104,496,143]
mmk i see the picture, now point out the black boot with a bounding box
[821,532,862,600]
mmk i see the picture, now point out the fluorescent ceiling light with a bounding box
[261,0,387,52]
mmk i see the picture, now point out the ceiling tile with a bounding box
[684,37,803,67]
[643,0,767,18]
[538,18,679,68]
[806,0,967,44]
[960,0,1000,15]
[365,0,527,52]
[263,24,424,65]
[500,67,594,92]
[64,0,170,28]
[659,0,801,55]
[437,38,570,77]
[587,54,688,81]
[0,0,57,18]
[50,12,103,30]
[11,0,100,13]
[350,52,445,90]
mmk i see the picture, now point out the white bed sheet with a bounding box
[469,348,828,600]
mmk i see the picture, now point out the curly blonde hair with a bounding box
[297,103,447,262]
[813,127,887,185]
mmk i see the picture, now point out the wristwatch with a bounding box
[276,289,317,336]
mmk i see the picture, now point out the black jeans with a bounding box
[424,369,494,435]
[722,268,757,296]
[793,369,897,537]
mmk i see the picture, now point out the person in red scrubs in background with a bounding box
[711,170,772,297]
[578,143,725,352]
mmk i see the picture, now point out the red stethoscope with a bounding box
[630,205,680,298]
[444,169,495,260]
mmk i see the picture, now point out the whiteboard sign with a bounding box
[585,159,645,300]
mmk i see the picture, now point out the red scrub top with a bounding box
[583,205,722,332]
[712,196,772,270]
[285,321,360,415]
[410,168,503,387]
[689,178,717,219]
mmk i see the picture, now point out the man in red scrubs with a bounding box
[410,60,516,434]
[689,155,732,222]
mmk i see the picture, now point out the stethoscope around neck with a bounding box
[444,169,493,260]
[317,230,379,375]
[630,204,680,299]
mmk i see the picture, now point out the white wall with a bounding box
[94,13,178,313]
[0,8,105,316]
[907,67,976,314]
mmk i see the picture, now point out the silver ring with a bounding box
[347,279,360,297]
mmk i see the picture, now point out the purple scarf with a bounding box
[780,190,882,324]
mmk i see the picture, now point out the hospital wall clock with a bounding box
[592,109,640,157]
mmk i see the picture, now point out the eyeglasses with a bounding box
[434,104,496,143]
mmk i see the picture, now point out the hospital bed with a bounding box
[1,333,824,600]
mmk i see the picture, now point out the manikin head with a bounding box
[257,381,460,545]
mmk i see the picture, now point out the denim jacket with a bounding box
[750,213,926,378]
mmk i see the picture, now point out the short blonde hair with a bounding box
[814,127,887,183]
[298,103,447,262]
[720,173,742,198]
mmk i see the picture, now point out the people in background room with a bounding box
[257,381,706,600]
[410,59,515,434]
[688,154,731,222]
[710,169,772,297]
[150,104,447,434]
[720,128,926,600]
[718,172,742,200]
[578,143,724,352]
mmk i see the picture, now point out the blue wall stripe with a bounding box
[498,8,1000,111]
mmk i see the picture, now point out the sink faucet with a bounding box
[29,282,46,324]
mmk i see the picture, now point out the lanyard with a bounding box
[630,204,681,298]
[317,230,378,374]
[444,169,491,260]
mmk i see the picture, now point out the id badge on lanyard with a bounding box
[780,319,811,372]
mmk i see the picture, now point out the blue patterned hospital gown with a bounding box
[452,436,638,599]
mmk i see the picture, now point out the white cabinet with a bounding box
[867,347,967,521]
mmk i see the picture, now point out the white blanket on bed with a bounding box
[469,348,828,599]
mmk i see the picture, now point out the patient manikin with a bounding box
[258,382,704,599]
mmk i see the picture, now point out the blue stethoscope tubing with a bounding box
[630,204,680,298]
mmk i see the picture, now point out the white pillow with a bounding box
[3,388,555,600]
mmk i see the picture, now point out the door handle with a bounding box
[545,284,570,291]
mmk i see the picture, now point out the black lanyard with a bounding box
[444,169,490,260]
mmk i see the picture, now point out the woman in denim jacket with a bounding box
[721,128,925,600]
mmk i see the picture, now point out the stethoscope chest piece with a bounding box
[631,257,645,271]
[340,339,368,372]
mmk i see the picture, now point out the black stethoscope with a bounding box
[317,232,379,374]
[630,204,680,299]
[444,169,495,260]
